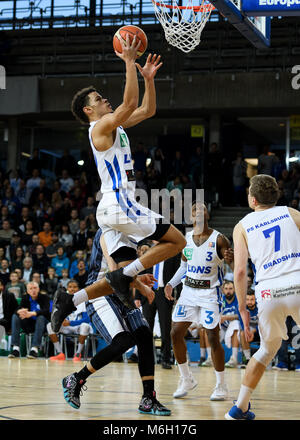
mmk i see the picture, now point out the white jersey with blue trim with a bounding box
[89,122,135,201]
[180,229,225,306]
[240,205,300,289]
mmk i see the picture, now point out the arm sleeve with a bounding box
[167,259,187,289]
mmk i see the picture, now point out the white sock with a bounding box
[236,384,254,412]
[54,342,61,353]
[72,289,88,307]
[77,343,84,354]
[13,345,20,351]
[206,347,211,359]
[178,361,190,379]
[200,348,206,358]
[215,370,225,386]
[232,347,238,360]
[243,349,251,360]
[123,259,145,278]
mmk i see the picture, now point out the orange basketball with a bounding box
[113,25,148,58]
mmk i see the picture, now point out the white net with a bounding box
[152,0,214,53]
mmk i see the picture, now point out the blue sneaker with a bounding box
[272,362,288,371]
[225,402,255,420]
[62,373,87,409]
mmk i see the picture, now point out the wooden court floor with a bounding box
[0,357,300,420]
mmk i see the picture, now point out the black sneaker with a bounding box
[198,356,206,366]
[27,349,38,359]
[62,373,87,409]
[128,353,138,363]
[8,349,20,359]
[105,268,135,309]
[138,391,171,416]
[238,359,249,369]
[51,288,76,333]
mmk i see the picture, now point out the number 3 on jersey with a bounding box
[262,225,281,252]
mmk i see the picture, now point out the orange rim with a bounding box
[152,0,215,12]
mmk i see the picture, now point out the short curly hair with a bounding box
[71,86,97,124]
[250,174,280,206]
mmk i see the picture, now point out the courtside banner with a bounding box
[242,0,300,15]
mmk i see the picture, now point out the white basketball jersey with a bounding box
[89,122,135,198]
[240,206,300,288]
[180,229,224,306]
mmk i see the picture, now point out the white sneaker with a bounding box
[225,357,238,368]
[173,374,198,398]
[210,383,229,401]
[201,357,213,367]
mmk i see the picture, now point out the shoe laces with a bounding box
[74,379,87,398]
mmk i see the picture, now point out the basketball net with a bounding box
[152,0,215,53]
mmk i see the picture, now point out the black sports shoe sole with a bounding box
[105,269,135,309]
[51,290,76,333]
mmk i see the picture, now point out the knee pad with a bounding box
[253,338,282,367]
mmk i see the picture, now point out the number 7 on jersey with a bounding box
[262,225,281,252]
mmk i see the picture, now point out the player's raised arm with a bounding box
[123,53,163,129]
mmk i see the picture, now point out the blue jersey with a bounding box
[239,304,259,331]
[221,295,241,329]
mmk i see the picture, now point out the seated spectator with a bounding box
[32,244,50,278]
[73,220,89,251]
[26,169,41,202]
[2,186,21,217]
[58,268,70,289]
[0,279,18,343]
[69,249,87,278]
[85,237,93,264]
[74,259,88,288]
[239,290,259,368]
[38,221,53,248]
[0,246,6,264]
[68,208,80,235]
[4,271,26,299]
[0,205,13,229]
[26,234,40,257]
[29,178,52,206]
[46,232,64,259]
[166,175,183,193]
[44,267,59,299]
[0,259,10,286]
[59,224,73,249]
[15,179,29,206]
[0,220,16,248]
[17,206,34,233]
[7,231,23,262]
[220,281,241,368]
[60,169,75,193]
[47,279,92,361]
[21,257,33,283]
[8,281,50,359]
[86,214,97,235]
[20,220,35,248]
[51,245,70,278]
[80,196,96,221]
[30,271,47,295]
[70,187,85,212]
[11,246,25,271]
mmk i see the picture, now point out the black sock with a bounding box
[75,365,93,382]
[143,379,154,397]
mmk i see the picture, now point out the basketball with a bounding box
[113,25,148,58]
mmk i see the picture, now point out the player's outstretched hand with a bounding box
[239,308,252,342]
[138,273,156,287]
[224,247,234,264]
[164,283,174,301]
[114,33,141,62]
[135,53,163,80]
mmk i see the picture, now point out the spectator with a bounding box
[86,214,97,235]
[70,187,85,212]
[32,244,50,278]
[272,316,300,371]
[68,208,80,235]
[17,206,34,233]
[74,259,88,288]
[0,247,5,264]
[0,220,16,247]
[21,220,35,248]
[26,234,40,257]
[29,178,52,206]
[38,221,53,248]
[26,148,43,176]
[59,224,73,249]
[2,186,21,216]
[220,281,241,368]
[30,271,47,294]
[60,169,75,193]
[58,268,70,289]
[0,206,13,229]
[239,290,259,368]
[51,245,70,277]
[69,250,86,278]
[0,259,10,286]
[51,180,67,203]
[44,267,59,299]
[15,179,29,206]
[232,152,248,206]
[166,176,183,193]
[45,232,64,259]
[55,149,78,177]
[133,142,148,173]
[73,220,89,251]
[8,281,50,359]
[47,279,92,362]
[26,169,41,201]
[4,271,26,299]
[7,231,22,262]
[11,246,25,271]
[0,279,18,344]
[21,257,33,283]
[80,196,96,221]
[152,147,165,176]
[257,145,278,176]
[8,169,22,194]
[135,170,147,191]
[85,237,93,263]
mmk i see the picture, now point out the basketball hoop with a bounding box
[152,0,215,53]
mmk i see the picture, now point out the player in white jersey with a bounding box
[51,34,186,333]
[165,202,234,401]
[225,174,300,420]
